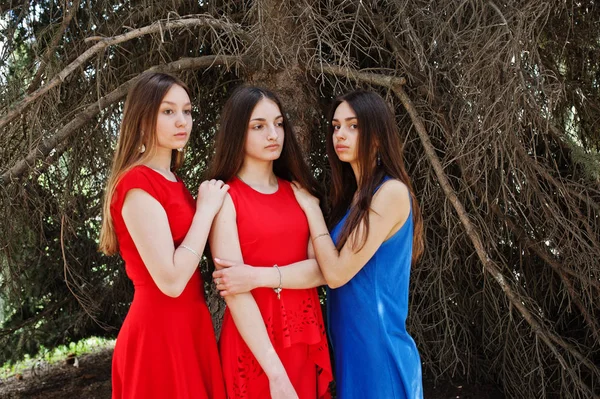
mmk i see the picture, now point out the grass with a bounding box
[0,336,115,379]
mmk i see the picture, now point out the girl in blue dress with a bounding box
[291,89,425,399]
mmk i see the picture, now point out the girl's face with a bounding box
[155,84,192,151]
[331,101,359,164]
[244,98,285,162]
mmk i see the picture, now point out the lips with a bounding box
[265,144,280,149]
[174,132,187,138]
[335,145,349,151]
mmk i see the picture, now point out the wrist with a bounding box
[195,204,217,219]
[312,232,330,243]
[272,264,283,299]
[256,267,275,289]
[249,267,265,290]
[262,352,287,380]
[304,202,320,213]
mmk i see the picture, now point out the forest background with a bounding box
[0,1,599,398]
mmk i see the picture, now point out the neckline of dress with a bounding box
[139,165,180,183]
[235,175,281,195]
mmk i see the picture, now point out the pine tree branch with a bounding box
[1,55,241,185]
[318,64,600,397]
[316,65,406,87]
[394,82,599,398]
[26,0,81,94]
[0,16,247,132]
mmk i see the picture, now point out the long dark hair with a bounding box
[327,90,424,263]
[100,72,190,255]
[206,86,320,198]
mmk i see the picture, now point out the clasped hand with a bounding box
[213,258,257,296]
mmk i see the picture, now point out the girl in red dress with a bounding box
[207,87,333,399]
[99,72,228,399]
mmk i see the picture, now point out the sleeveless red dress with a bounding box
[110,165,226,399]
[219,177,333,399]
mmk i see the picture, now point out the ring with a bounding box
[215,278,221,285]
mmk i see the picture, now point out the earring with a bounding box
[139,144,146,154]
[377,152,381,166]
[177,147,183,153]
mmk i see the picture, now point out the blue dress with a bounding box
[328,178,423,399]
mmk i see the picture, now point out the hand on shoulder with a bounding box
[196,179,230,216]
[290,181,320,212]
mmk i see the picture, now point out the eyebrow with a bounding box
[250,115,283,122]
[161,101,192,106]
[332,117,358,122]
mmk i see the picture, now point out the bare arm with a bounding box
[292,179,411,288]
[213,240,325,296]
[121,180,228,297]
[209,195,297,398]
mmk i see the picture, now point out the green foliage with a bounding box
[0,336,114,378]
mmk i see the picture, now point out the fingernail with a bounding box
[214,258,220,262]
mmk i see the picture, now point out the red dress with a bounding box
[110,165,226,399]
[219,177,333,399]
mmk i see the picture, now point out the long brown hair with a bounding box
[206,86,320,198]
[99,72,190,255]
[327,90,424,263]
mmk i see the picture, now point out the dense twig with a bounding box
[0,55,240,185]
[0,16,246,132]
[1,3,598,397]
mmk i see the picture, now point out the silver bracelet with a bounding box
[273,264,282,299]
[180,244,201,261]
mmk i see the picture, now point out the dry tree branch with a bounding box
[395,83,599,397]
[60,213,110,330]
[0,16,247,132]
[319,65,600,397]
[512,139,600,213]
[485,1,584,163]
[442,109,600,296]
[26,0,81,94]
[30,138,71,180]
[466,163,600,341]
[317,65,405,87]
[0,55,241,185]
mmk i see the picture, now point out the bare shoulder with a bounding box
[122,188,161,213]
[371,179,410,218]
[216,193,236,220]
[121,189,167,231]
[373,179,410,203]
[223,192,235,209]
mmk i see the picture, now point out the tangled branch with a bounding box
[0,15,247,132]
[1,55,241,185]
